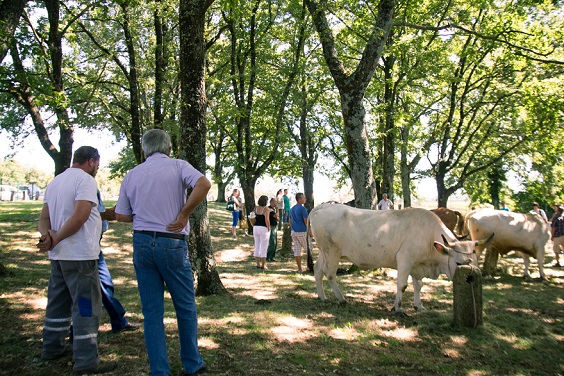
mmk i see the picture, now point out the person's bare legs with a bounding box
[295,256,302,273]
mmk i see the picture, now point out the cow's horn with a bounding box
[441,234,450,247]
[476,232,495,245]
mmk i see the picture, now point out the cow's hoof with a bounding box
[413,306,426,312]
[337,300,347,306]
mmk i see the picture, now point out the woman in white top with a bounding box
[253,195,271,269]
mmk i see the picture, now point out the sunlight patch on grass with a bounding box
[328,326,360,341]
[382,327,418,341]
[442,348,461,358]
[199,336,220,349]
[215,248,249,263]
[271,316,315,343]
[449,335,468,346]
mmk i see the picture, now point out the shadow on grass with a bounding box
[0,201,562,376]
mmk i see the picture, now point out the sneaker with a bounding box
[73,360,118,375]
[184,363,207,376]
[112,322,140,333]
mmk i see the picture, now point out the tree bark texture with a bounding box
[179,0,225,296]
[119,3,143,164]
[305,0,394,209]
[0,0,27,64]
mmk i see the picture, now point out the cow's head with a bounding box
[434,233,494,278]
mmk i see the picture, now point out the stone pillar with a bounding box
[453,265,483,328]
[281,223,292,256]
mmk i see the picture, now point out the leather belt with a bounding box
[133,230,187,241]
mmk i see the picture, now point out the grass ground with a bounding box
[0,201,562,376]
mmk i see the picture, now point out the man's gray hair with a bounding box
[142,129,171,157]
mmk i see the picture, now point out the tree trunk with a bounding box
[381,55,396,201]
[216,182,227,202]
[153,0,164,127]
[341,93,378,209]
[240,177,257,234]
[179,0,225,296]
[400,126,411,207]
[0,0,27,64]
[305,0,394,209]
[483,247,500,277]
[120,3,143,164]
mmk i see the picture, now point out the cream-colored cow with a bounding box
[309,204,492,315]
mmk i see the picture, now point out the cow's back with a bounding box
[309,205,450,269]
[468,210,550,255]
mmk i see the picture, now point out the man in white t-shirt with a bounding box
[37,146,117,375]
[530,202,548,223]
[377,193,393,210]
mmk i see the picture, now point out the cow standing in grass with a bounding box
[309,204,493,315]
[465,209,550,279]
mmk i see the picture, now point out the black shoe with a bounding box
[112,322,140,333]
[185,363,207,376]
[40,344,72,361]
[73,360,118,375]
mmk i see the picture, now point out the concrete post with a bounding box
[453,265,483,328]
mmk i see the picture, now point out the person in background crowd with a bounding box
[230,189,243,238]
[37,146,117,375]
[289,192,311,274]
[499,200,510,211]
[551,205,564,268]
[252,195,271,269]
[115,129,210,376]
[276,189,284,230]
[377,193,393,210]
[530,202,548,222]
[266,197,279,262]
[283,189,291,223]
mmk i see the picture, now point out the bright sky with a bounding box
[1,128,438,203]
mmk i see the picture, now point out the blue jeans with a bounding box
[132,233,204,376]
[98,251,129,332]
[231,210,241,226]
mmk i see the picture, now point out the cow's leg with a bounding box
[536,247,546,280]
[522,253,532,279]
[324,251,345,303]
[314,253,327,301]
[412,277,425,311]
[393,265,410,315]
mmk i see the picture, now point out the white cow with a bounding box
[465,209,550,279]
[308,204,493,314]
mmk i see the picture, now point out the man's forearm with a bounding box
[179,176,211,218]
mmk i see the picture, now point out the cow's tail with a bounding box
[306,216,314,273]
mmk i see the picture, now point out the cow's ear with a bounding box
[434,242,449,255]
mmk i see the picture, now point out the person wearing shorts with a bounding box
[289,192,311,273]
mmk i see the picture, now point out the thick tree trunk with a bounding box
[306,0,394,209]
[0,0,27,64]
[240,178,257,234]
[341,93,378,209]
[179,0,224,296]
